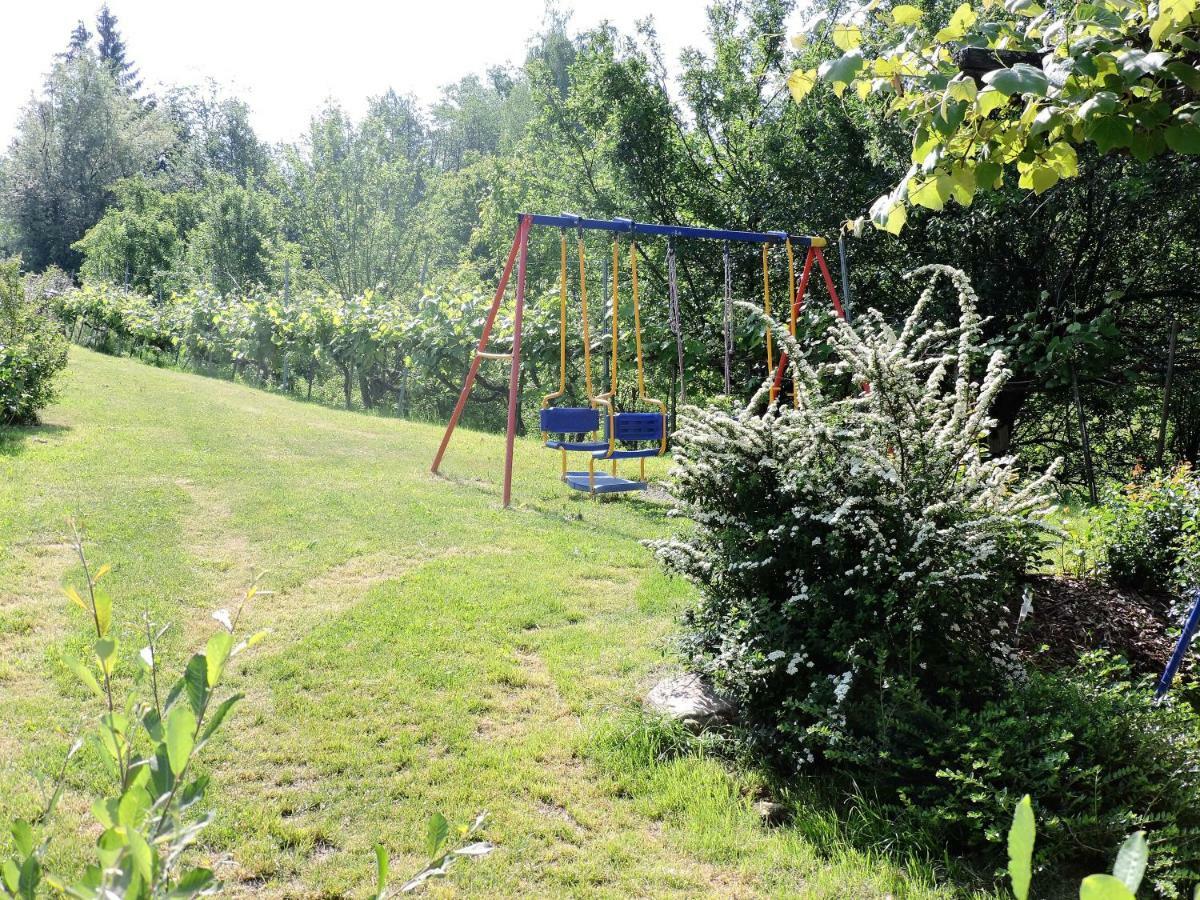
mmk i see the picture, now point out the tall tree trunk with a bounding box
[1070,363,1098,504]
[987,383,1030,458]
[342,362,354,410]
[1157,315,1179,470]
[359,371,374,411]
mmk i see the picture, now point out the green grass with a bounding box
[0,348,986,897]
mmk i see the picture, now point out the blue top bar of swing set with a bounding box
[519,213,826,248]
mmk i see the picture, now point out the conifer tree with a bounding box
[62,20,92,60]
[96,4,140,93]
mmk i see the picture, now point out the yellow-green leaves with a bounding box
[975,86,1009,116]
[205,631,233,686]
[165,703,196,777]
[65,585,86,611]
[936,3,978,41]
[892,4,923,24]
[832,23,863,51]
[94,637,118,677]
[1008,795,1035,900]
[870,190,909,234]
[787,68,818,103]
[64,653,103,697]
[93,586,113,638]
[1150,0,1199,45]
[946,75,978,104]
[1017,142,1077,193]
[1079,874,1136,900]
[819,51,866,97]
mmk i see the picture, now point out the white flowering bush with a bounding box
[651,266,1058,764]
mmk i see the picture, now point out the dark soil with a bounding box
[1015,574,1186,677]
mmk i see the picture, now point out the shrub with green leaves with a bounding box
[1,528,266,898]
[652,266,1058,764]
[1102,463,1200,594]
[0,258,69,425]
[652,268,1200,892]
[878,656,1200,895]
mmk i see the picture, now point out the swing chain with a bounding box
[666,238,685,404]
[722,241,733,396]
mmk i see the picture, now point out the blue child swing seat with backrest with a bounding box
[539,224,667,495]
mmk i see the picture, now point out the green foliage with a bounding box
[655,268,1200,892]
[1007,796,1154,899]
[2,527,264,898]
[0,259,69,425]
[0,54,173,271]
[877,656,1200,895]
[1101,463,1200,591]
[792,0,1200,232]
[653,267,1056,766]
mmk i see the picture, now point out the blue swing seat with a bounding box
[592,412,666,460]
[541,407,608,451]
[564,472,649,494]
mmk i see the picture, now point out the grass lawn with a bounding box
[0,348,984,898]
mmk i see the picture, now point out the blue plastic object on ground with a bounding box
[1155,586,1200,700]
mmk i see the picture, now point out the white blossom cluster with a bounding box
[650,266,1061,765]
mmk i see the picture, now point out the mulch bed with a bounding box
[1014,574,1187,677]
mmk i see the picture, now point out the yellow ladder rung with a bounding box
[477,351,513,361]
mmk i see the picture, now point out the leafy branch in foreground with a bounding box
[1006,795,1182,900]
[371,811,495,897]
[1,524,267,899]
[790,0,1200,233]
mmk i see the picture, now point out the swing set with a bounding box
[430,213,848,507]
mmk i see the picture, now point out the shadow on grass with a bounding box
[0,422,71,457]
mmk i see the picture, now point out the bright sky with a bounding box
[1,1,766,149]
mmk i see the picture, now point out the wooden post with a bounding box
[431,216,529,477]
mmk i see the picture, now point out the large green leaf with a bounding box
[426,812,450,859]
[1112,831,1148,893]
[1087,116,1134,152]
[165,703,197,777]
[1166,123,1200,154]
[1079,874,1136,899]
[183,653,208,716]
[818,51,865,91]
[983,64,1048,97]
[1008,795,1035,900]
[205,632,233,687]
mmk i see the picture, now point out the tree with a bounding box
[73,178,200,293]
[790,0,1200,233]
[0,55,174,272]
[96,3,141,94]
[184,176,278,293]
[276,99,429,299]
[62,20,92,61]
[160,84,272,188]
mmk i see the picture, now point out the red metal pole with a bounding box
[502,216,532,507]
[812,247,846,318]
[431,218,529,475]
[771,246,846,394]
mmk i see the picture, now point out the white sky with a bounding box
[0,0,757,149]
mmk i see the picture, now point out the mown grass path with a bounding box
[0,349,976,898]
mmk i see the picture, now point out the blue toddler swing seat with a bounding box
[540,226,667,495]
